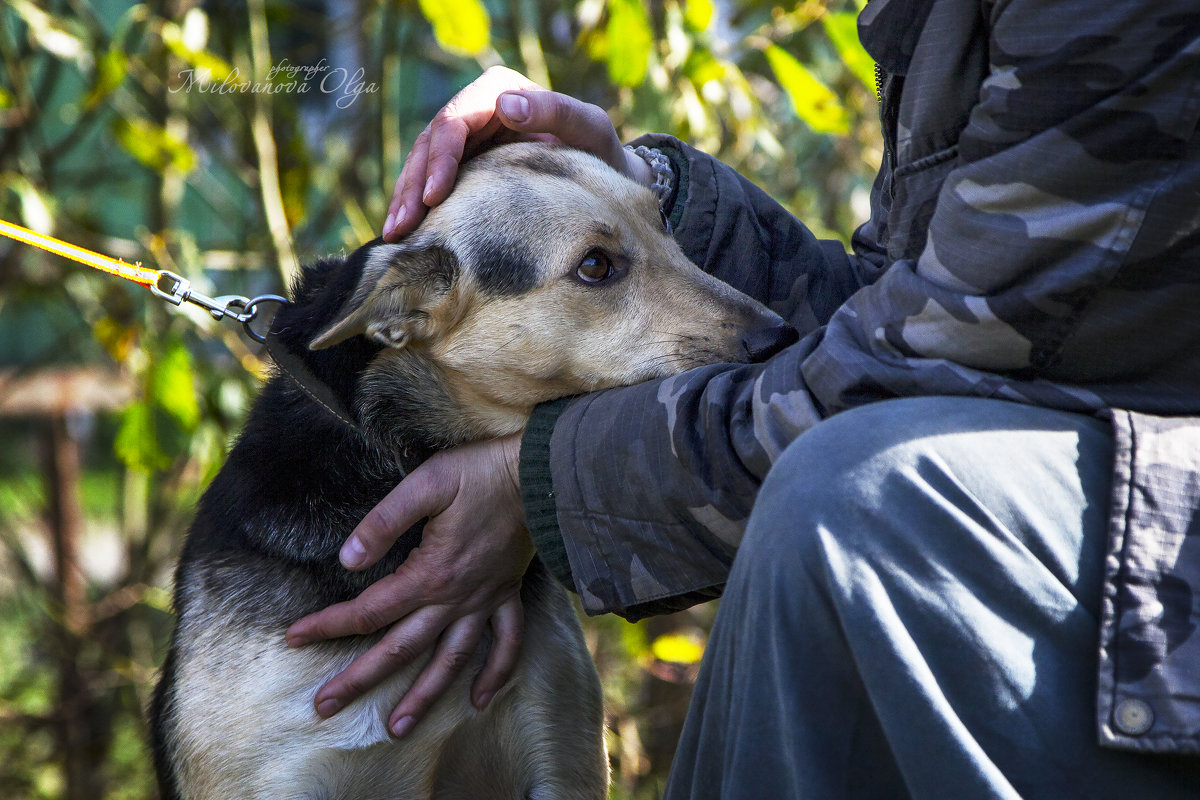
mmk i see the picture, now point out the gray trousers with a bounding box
[664,397,1200,799]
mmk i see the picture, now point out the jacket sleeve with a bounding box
[522,0,1200,620]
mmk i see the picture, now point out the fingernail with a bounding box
[422,176,435,203]
[499,93,529,123]
[286,633,307,648]
[395,204,407,231]
[391,715,415,738]
[475,692,493,710]
[316,698,342,718]
[340,536,367,569]
[382,212,395,237]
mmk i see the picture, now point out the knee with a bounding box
[749,398,948,537]
[739,397,1039,577]
[733,402,904,586]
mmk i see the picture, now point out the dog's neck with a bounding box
[212,346,524,594]
[189,371,412,594]
[354,349,528,455]
[266,331,523,472]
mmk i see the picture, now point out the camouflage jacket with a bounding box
[518,0,1200,753]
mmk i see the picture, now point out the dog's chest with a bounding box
[170,595,482,798]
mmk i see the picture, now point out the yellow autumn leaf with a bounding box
[651,632,705,665]
[418,0,491,57]
[93,317,136,363]
[160,21,240,84]
[89,49,128,109]
[583,29,609,62]
[141,585,174,613]
[684,0,714,31]
[684,49,727,89]
[765,45,850,135]
[7,0,88,65]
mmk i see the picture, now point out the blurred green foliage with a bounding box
[0,1,879,797]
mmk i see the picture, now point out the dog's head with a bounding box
[305,142,796,445]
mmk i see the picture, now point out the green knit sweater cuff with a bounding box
[519,397,576,592]
[659,142,689,232]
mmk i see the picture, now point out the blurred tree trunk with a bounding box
[43,415,106,800]
[3,368,132,799]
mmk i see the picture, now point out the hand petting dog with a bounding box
[290,66,657,737]
[286,434,530,737]
[381,65,654,241]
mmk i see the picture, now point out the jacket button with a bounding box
[1114,698,1154,736]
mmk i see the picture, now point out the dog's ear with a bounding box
[309,244,459,350]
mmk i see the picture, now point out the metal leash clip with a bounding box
[152,270,288,342]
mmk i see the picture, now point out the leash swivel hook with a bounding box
[152,270,288,342]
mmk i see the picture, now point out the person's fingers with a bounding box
[385,122,550,241]
[311,605,449,718]
[387,612,487,737]
[285,570,429,646]
[383,66,637,239]
[384,126,433,241]
[493,90,627,174]
[471,596,524,710]
[383,157,409,236]
[339,464,457,571]
[419,114,471,209]
[422,66,546,207]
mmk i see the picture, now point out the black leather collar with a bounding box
[265,327,364,434]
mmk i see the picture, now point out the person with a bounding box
[284,1,1200,796]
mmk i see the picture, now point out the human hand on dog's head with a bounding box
[285,433,533,738]
[382,66,654,241]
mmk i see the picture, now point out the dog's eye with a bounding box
[576,250,615,284]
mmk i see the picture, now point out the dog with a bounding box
[149,141,797,800]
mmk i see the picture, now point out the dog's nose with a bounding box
[740,320,799,362]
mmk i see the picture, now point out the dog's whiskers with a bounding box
[635,353,697,373]
[649,330,691,343]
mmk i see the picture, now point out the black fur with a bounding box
[149,241,438,800]
[471,234,541,296]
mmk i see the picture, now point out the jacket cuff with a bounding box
[519,397,576,592]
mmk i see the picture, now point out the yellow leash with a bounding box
[0,218,286,341]
[0,217,160,287]
[0,218,370,433]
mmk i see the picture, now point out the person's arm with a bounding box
[520,134,869,614]
[636,134,874,321]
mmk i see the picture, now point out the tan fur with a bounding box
[167,142,788,799]
[170,565,603,800]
